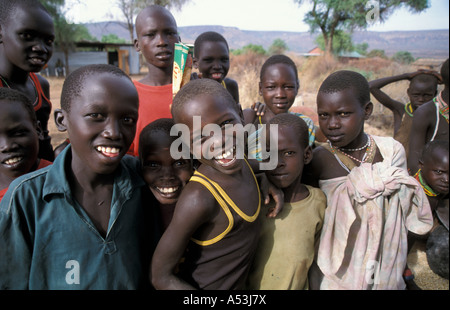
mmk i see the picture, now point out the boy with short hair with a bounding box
[151,79,261,290]
[130,5,181,156]
[139,118,194,231]
[303,70,433,290]
[369,70,440,157]
[414,140,449,216]
[192,31,239,104]
[408,58,449,175]
[409,140,449,286]
[246,113,326,290]
[0,88,51,202]
[0,64,156,289]
[0,0,55,161]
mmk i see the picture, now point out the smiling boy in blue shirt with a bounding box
[0,64,158,289]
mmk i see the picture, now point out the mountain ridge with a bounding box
[83,22,449,59]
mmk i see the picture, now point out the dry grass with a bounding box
[227,53,429,138]
[48,55,441,146]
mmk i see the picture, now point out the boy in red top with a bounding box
[130,5,181,156]
[0,88,51,202]
[0,0,55,162]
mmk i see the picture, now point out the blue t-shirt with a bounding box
[0,146,158,289]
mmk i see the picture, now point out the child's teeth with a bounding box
[157,187,179,194]
[215,147,234,160]
[5,157,22,165]
[97,146,120,154]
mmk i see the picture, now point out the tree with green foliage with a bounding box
[101,34,127,44]
[315,30,354,55]
[116,0,191,43]
[366,49,387,58]
[355,42,369,56]
[293,0,429,56]
[40,0,96,73]
[232,44,266,56]
[268,38,289,55]
[392,51,415,64]
[40,0,65,16]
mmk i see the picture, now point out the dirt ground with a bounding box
[46,75,448,290]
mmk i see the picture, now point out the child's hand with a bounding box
[257,173,284,218]
[251,102,266,116]
[190,72,202,80]
[408,70,443,83]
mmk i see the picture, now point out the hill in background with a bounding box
[84,22,449,59]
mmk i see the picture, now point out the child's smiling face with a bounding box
[194,41,230,84]
[317,87,372,149]
[176,94,244,175]
[260,63,299,115]
[58,73,139,175]
[1,5,54,73]
[0,100,39,183]
[141,131,193,205]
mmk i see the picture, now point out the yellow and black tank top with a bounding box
[178,159,261,289]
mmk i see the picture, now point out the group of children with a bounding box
[0,1,448,290]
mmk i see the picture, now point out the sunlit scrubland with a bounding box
[227,52,425,137]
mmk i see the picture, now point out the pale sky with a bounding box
[64,0,449,32]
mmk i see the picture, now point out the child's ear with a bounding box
[258,82,263,96]
[303,145,313,165]
[364,101,373,120]
[134,39,140,53]
[406,86,412,98]
[193,57,199,69]
[54,109,67,132]
[418,159,424,171]
[237,103,245,124]
[36,120,44,140]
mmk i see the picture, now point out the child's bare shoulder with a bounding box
[176,178,220,219]
[302,145,331,186]
[243,108,257,124]
[224,77,238,87]
[35,74,50,91]
[415,100,436,117]
[313,144,333,162]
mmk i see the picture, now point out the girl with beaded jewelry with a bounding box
[0,0,55,162]
[304,70,433,290]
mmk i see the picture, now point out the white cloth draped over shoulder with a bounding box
[317,136,433,290]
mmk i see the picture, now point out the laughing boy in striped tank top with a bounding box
[151,79,263,290]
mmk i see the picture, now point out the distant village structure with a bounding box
[302,47,365,62]
[44,41,140,76]
[41,22,448,77]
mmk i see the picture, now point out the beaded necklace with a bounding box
[414,169,439,197]
[404,102,414,117]
[339,133,370,152]
[434,92,449,124]
[0,74,38,106]
[328,134,375,172]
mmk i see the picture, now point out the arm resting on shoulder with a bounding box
[151,183,216,290]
